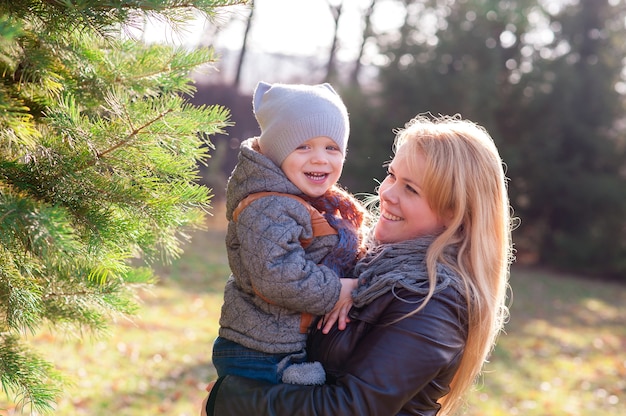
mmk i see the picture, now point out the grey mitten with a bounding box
[281,361,326,385]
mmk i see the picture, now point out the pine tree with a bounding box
[0,0,247,412]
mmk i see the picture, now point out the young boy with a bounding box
[212,81,368,385]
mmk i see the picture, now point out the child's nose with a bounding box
[310,149,329,164]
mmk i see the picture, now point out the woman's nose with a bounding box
[379,181,397,203]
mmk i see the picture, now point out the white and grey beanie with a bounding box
[253,81,349,167]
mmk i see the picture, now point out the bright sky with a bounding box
[139,0,405,59]
[216,1,337,55]
[134,0,407,89]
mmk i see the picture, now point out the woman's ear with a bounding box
[441,209,455,228]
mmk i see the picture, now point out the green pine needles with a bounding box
[0,0,247,412]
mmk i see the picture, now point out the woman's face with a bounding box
[374,147,446,243]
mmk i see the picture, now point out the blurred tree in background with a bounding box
[341,0,626,278]
[0,0,245,412]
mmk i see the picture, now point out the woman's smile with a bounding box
[380,209,403,222]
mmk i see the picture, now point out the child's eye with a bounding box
[326,145,340,151]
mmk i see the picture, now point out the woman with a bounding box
[202,113,514,415]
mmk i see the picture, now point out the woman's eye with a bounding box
[406,185,418,195]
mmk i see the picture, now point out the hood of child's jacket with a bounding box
[225,137,303,219]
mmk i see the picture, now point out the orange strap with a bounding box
[233,191,337,248]
[232,191,337,333]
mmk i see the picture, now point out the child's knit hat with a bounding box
[253,81,349,167]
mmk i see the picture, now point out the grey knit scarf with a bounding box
[352,236,462,308]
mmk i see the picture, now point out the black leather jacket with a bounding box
[206,285,468,416]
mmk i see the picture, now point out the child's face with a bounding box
[281,136,344,198]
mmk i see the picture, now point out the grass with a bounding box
[466,267,625,415]
[2,201,625,415]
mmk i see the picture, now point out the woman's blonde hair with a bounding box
[392,113,514,415]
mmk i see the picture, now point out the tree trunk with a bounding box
[234,3,255,88]
[324,1,343,83]
[351,0,376,85]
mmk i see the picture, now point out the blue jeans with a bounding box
[212,336,306,384]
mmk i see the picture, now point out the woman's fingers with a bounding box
[200,394,209,416]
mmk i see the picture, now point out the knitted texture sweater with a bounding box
[218,138,342,354]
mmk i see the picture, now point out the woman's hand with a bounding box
[200,394,209,416]
[318,278,357,333]
[199,381,216,416]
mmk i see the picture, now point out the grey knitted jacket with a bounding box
[218,138,342,354]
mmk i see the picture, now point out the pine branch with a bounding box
[0,335,64,414]
[0,0,238,410]
[96,108,174,160]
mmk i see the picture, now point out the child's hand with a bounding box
[318,278,357,334]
